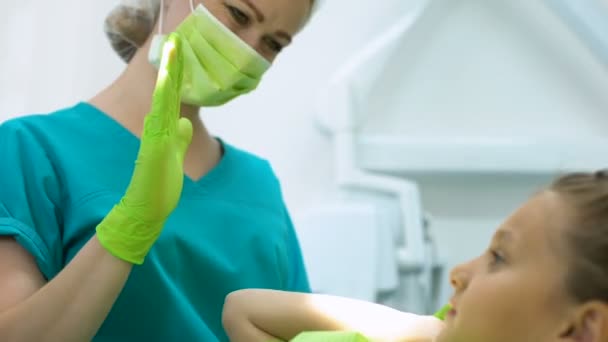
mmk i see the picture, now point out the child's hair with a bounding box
[550,170,608,303]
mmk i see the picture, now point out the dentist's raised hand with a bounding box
[97,33,193,264]
[0,33,194,342]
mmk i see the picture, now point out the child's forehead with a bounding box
[496,192,570,248]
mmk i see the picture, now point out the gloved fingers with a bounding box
[434,304,452,321]
[176,117,193,165]
[146,33,183,136]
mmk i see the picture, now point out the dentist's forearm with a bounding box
[0,236,132,342]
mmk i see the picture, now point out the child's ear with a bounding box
[558,302,608,342]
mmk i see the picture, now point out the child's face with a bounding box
[437,191,576,342]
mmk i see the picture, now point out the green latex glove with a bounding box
[96,33,193,264]
[290,331,371,342]
[433,304,452,321]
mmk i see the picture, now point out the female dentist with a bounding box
[0,0,319,340]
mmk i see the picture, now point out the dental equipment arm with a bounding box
[222,289,445,342]
[0,34,191,342]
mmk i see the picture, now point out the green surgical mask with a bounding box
[148,1,271,107]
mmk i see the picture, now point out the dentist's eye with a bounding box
[227,5,250,25]
[264,36,283,53]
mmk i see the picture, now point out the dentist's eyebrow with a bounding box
[241,0,265,22]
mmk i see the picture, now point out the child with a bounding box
[222,171,608,342]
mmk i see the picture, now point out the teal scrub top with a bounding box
[0,102,311,341]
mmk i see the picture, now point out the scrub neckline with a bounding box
[75,101,233,190]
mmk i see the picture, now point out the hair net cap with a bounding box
[104,0,161,63]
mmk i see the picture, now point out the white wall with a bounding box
[364,0,608,137]
[2,0,608,310]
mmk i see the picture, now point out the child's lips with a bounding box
[445,300,457,320]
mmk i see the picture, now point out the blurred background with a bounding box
[2,0,608,314]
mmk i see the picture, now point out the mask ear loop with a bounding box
[158,0,165,35]
[149,0,194,67]
[148,0,168,67]
[159,0,195,34]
